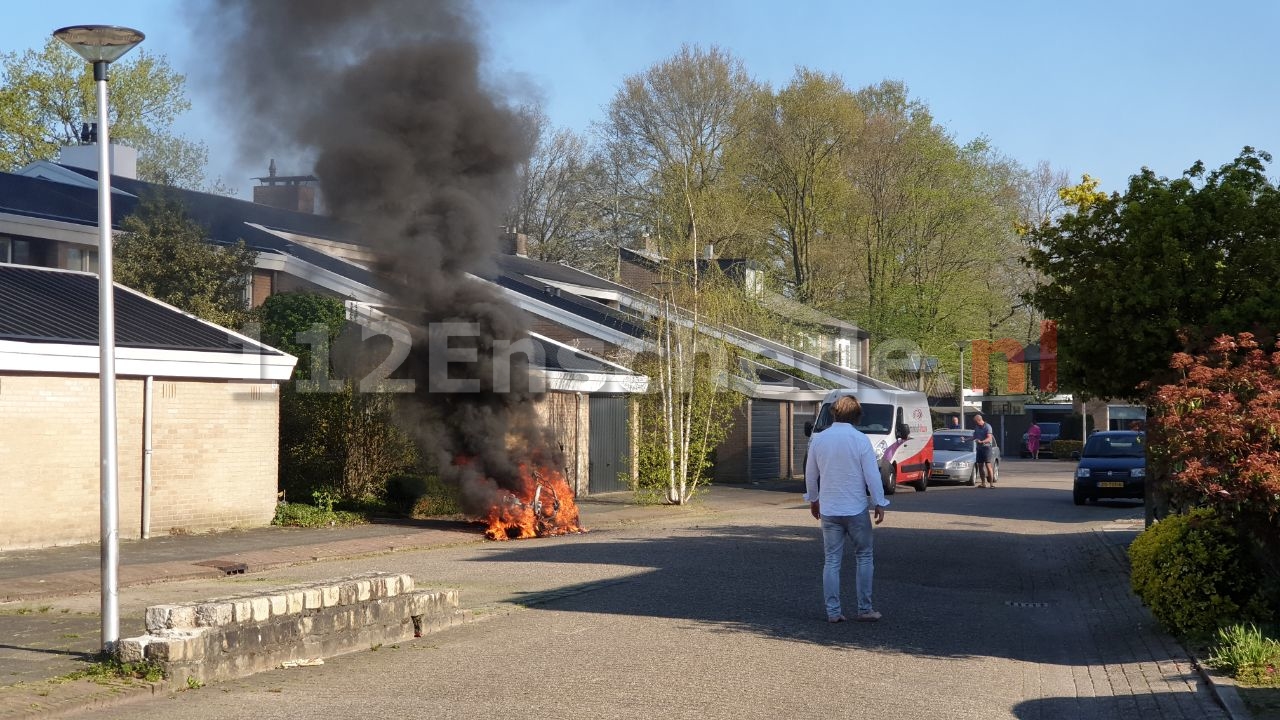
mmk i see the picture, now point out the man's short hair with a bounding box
[831,395,862,424]
[973,412,984,421]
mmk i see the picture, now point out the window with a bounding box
[12,239,31,265]
[64,246,99,272]
[0,237,10,263]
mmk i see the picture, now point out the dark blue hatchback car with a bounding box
[1072,431,1146,505]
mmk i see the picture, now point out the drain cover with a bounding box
[194,559,248,575]
[1005,601,1050,608]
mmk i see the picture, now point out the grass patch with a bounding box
[1209,623,1280,686]
[59,655,165,685]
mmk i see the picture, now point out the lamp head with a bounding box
[53,25,144,64]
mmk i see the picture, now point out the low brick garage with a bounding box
[0,265,296,551]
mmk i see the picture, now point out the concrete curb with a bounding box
[1191,655,1252,720]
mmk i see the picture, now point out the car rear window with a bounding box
[1083,434,1146,458]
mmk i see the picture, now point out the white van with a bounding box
[805,387,935,495]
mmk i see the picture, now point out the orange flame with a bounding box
[453,454,585,541]
[483,463,584,541]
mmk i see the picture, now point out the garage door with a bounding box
[749,399,782,481]
[588,396,630,493]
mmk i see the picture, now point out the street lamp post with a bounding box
[955,340,970,430]
[53,24,145,655]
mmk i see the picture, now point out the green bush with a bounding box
[383,472,463,518]
[1208,623,1280,686]
[1050,439,1083,459]
[408,475,463,518]
[1129,507,1274,641]
[272,500,366,528]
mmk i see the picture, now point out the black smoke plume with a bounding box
[202,0,561,516]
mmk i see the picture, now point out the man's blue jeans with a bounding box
[821,511,874,619]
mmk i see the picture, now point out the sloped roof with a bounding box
[0,265,279,355]
[3,164,881,392]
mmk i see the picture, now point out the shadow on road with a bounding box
[461,516,1175,671]
[1012,690,1207,718]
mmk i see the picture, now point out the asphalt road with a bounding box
[59,459,1224,720]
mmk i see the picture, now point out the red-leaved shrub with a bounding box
[1149,333,1280,519]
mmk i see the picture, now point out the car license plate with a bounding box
[931,471,948,478]
[1097,481,1126,488]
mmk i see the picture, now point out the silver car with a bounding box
[930,430,1001,485]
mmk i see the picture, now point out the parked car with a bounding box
[1071,431,1145,505]
[1021,421,1062,457]
[929,429,1000,486]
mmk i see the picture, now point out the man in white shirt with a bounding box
[804,395,889,623]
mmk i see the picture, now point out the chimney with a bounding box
[500,230,528,257]
[58,143,139,180]
[252,160,319,213]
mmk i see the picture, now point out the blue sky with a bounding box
[6,0,1277,197]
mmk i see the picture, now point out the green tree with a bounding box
[0,39,213,190]
[258,292,417,503]
[733,69,862,304]
[601,46,762,503]
[600,44,762,261]
[115,194,257,329]
[834,82,1017,375]
[631,269,746,504]
[1024,148,1280,399]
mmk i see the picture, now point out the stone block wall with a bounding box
[120,572,461,684]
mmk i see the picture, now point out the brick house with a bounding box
[0,265,296,551]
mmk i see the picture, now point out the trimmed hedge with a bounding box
[1129,507,1274,641]
[1050,439,1083,459]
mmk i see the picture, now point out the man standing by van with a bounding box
[805,395,889,623]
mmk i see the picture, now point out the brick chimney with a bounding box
[500,230,528,257]
[253,159,318,213]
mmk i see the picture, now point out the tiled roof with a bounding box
[0,265,279,355]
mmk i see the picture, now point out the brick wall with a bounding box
[618,256,659,294]
[533,392,589,495]
[251,270,275,308]
[0,373,281,551]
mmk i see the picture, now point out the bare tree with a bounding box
[506,107,596,265]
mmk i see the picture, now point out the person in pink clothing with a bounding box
[1027,423,1043,460]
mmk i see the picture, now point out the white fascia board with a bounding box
[0,211,105,246]
[256,250,389,304]
[492,283,650,353]
[524,276,622,303]
[247,223,379,270]
[529,332,640,376]
[728,374,827,401]
[0,340,296,381]
[535,369,649,394]
[614,293,861,388]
